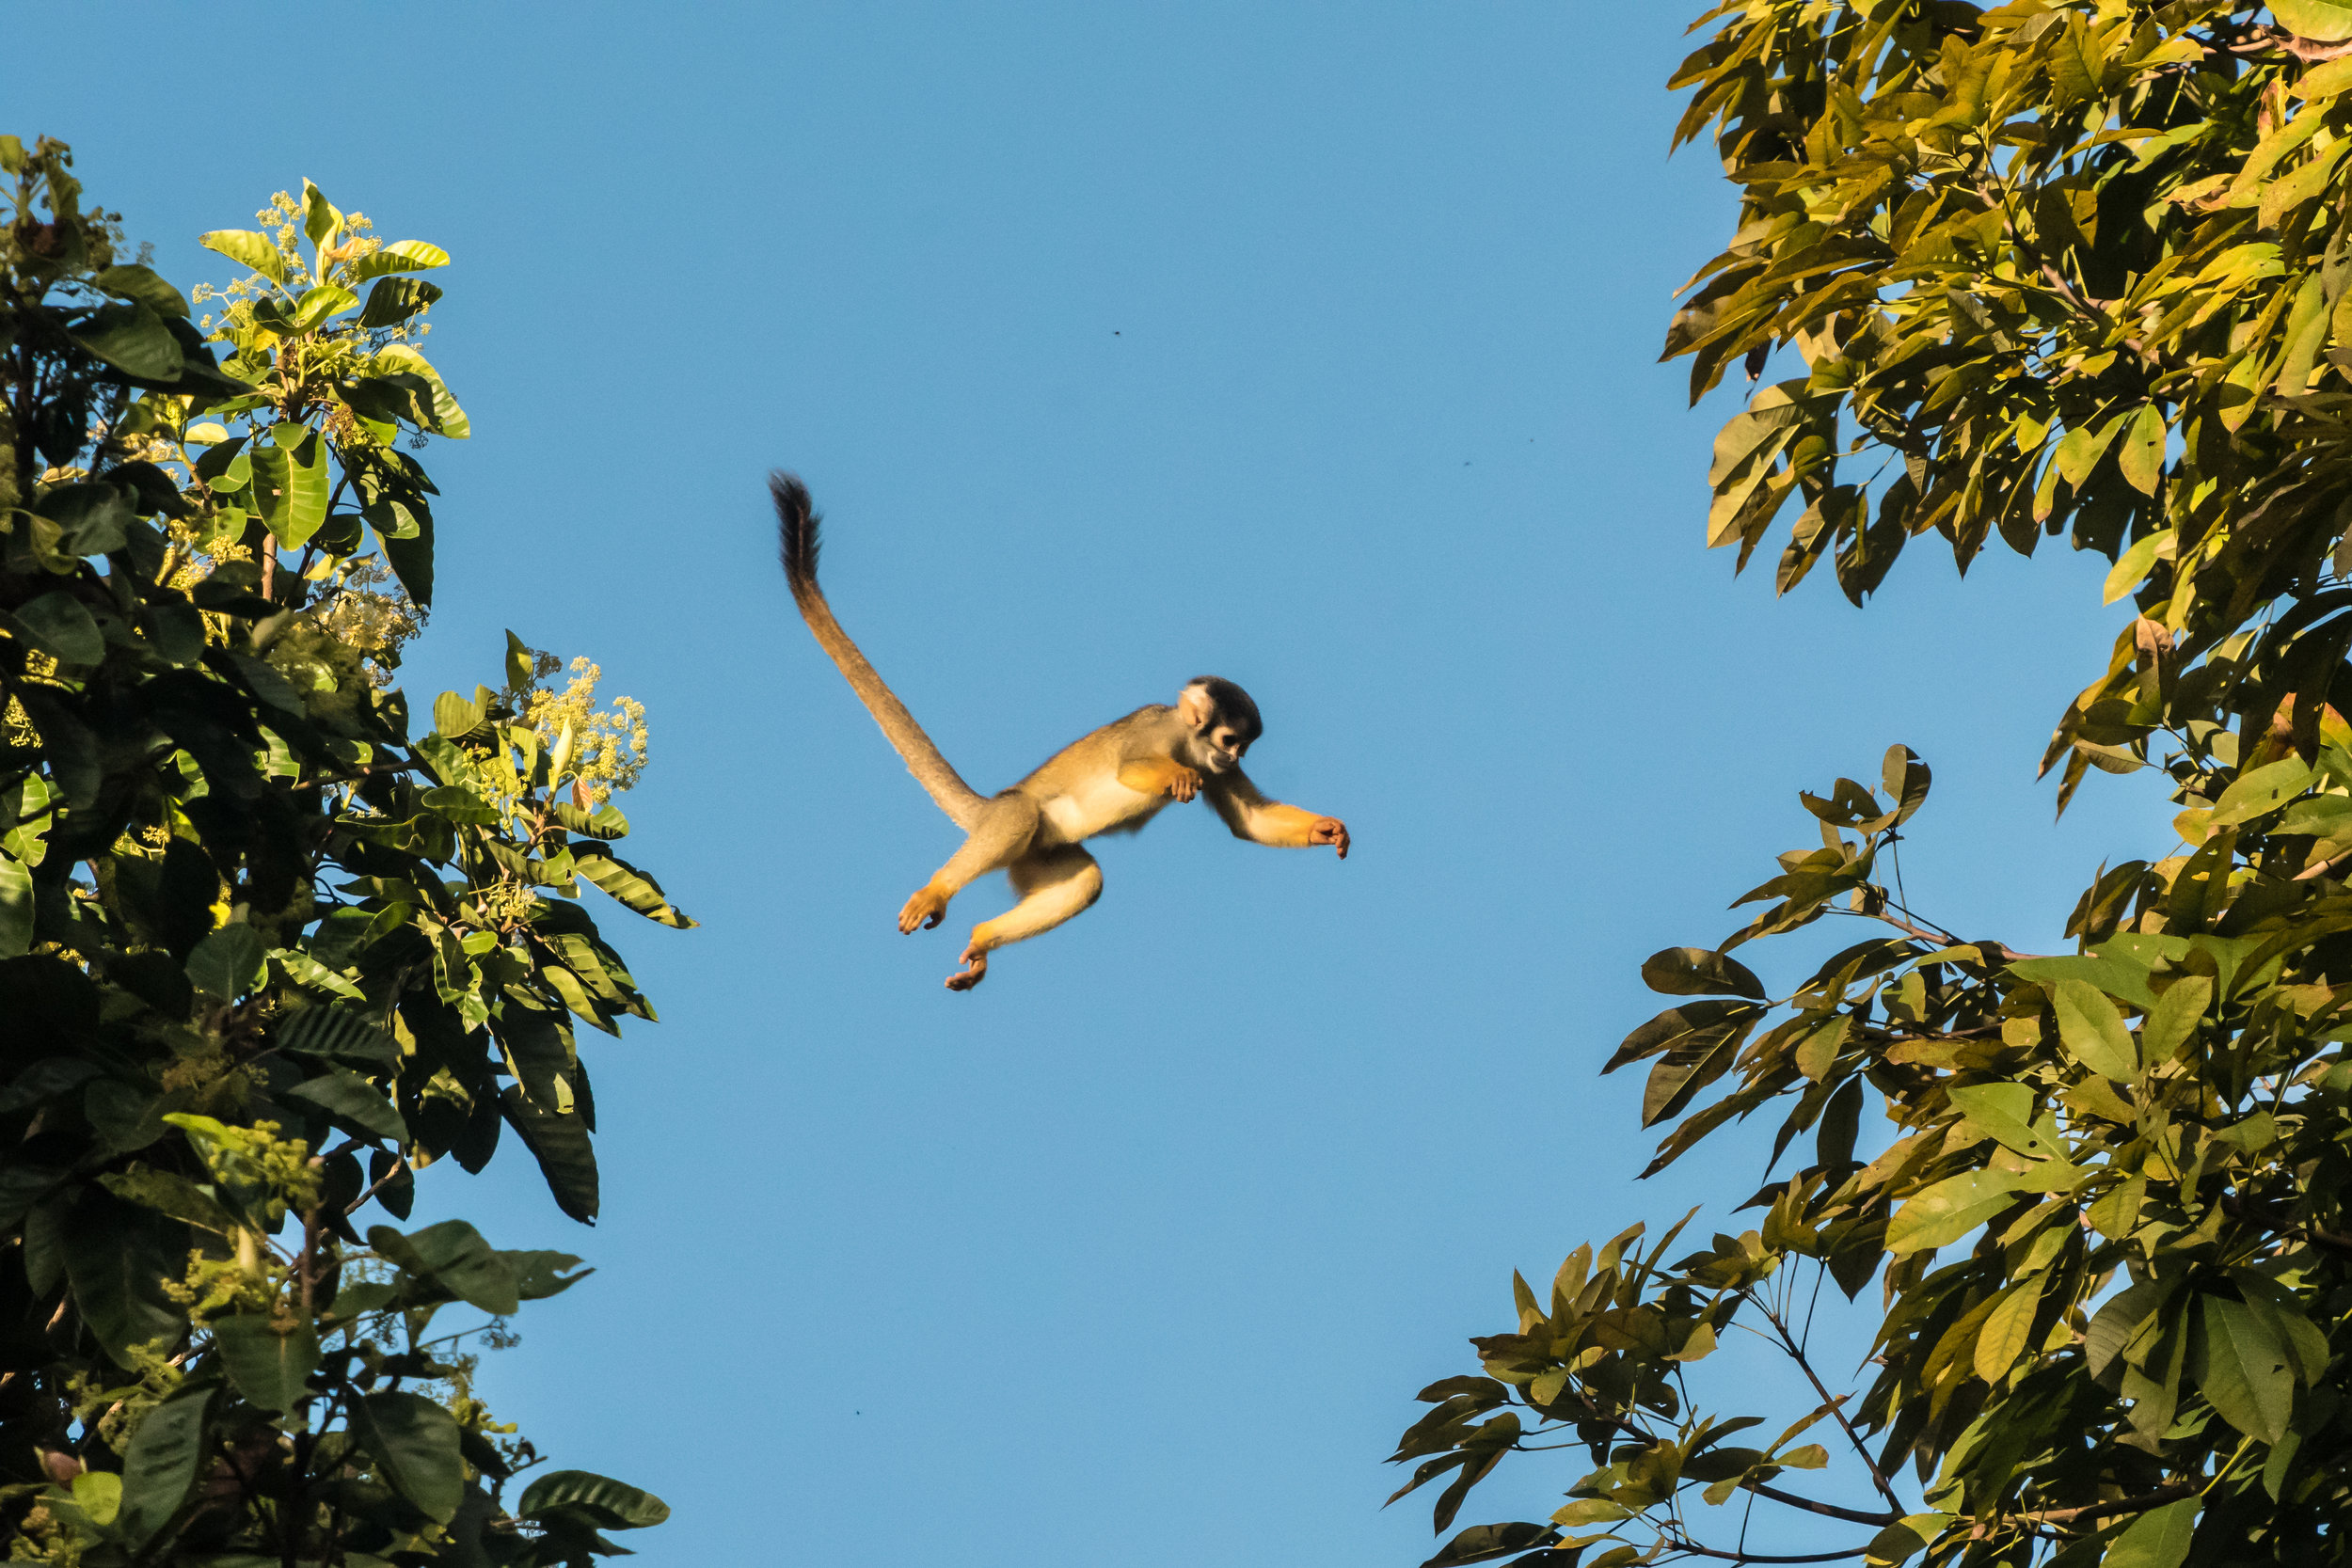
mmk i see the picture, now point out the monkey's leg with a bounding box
[945,846,1104,991]
[899,793,1040,934]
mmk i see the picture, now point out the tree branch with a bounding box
[1662,1539,1867,1564]
[1745,1480,1899,1528]
[1753,1300,1906,1513]
[2012,1480,2198,1529]
[2220,1194,2352,1259]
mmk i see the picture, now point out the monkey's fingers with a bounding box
[946,947,990,990]
[898,887,950,934]
[1311,817,1350,859]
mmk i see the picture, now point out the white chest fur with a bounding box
[1041,775,1163,844]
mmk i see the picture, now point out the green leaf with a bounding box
[433,690,485,738]
[346,240,453,281]
[372,344,469,437]
[348,1391,464,1524]
[2209,757,2313,826]
[2053,419,2120,486]
[9,591,104,665]
[252,423,329,548]
[2117,403,2167,496]
[0,848,30,959]
[358,276,443,329]
[116,1386,214,1548]
[287,283,358,332]
[303,180,343,251]
[1881,744,1931,822]
[199,229,290,286]
[284,1068,407,1144]
[71,1469,121,1527]
[2104,529,2172,605]
[2191,1294,2293,1444]
[1947,1083,2062,1161]
[70,302,184,380]
[95,263,191,318]
[2274,0,2352,41]
[1864,1513,1952,1566]
[573,846,695,927]
[62,1189,186,1365]
[1973,1278,2042,1384]
[368,1219,521,1315]
[2052,978,2139,1081]
[98,1167,235,1233]
[553,799,630,840]
[212,1313,320,1412]
[506,1249,592,1299]
[516,1469,671,1529]
[277,1006,399,1067]
[1886,1169,2021,1255]
[500,1085,599,1224]
[2140,975,2211,1067]
[2104,1497,2199,1568]
[186,925,268,1001]
[1640,946,1766,999]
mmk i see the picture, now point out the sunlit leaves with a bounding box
[1390,10,2352,1565]
[1,150,673,1565]
[198,228,289,286]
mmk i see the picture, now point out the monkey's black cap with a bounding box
[1188,675,1263,743]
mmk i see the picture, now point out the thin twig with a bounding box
[1754,1299,1906,1513]
[1746,1480,1898,1528]
[2012,1480,2198,1528]
[1661,1540,1867,1564]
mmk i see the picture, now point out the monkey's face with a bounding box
[1200,721,1249,773]
[1179,676,1263,772]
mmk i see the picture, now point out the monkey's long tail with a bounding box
[771,471,989,832]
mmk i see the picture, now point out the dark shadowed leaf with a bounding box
[1640,947,1766,999]
[213,1313,320,1412]
[516,1469,670,1529]
[349,1391,464,1523]
[116,1386,214,1548]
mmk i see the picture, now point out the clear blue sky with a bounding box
[9,6,2176,1563]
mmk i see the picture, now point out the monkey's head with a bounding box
[1177,676,1262,773]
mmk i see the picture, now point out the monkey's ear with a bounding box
[1177,682,1213,728]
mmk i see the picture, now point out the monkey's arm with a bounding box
[1202,769,1348,858]
[1117,755,1201,801]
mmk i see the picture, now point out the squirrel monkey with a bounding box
[772,472,1349,991]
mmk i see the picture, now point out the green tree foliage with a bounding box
[1388,6,2352,1566]
[1,136,689,1564]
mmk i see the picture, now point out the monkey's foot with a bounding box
[898,886,948,934]
[945,946,990,991]
[1167,766,1200,802]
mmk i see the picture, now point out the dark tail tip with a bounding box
[770,469,820,588]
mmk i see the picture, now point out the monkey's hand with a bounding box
[898,885,949,933]
[1167,766,1201,802]
[946,944,990,990]
[1308,817,1350,859]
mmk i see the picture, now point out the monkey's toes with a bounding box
[898,889,949,933]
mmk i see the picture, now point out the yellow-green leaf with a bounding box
[2117,403,2167,496]
[1887,1169,2023,1255]
[2052,978,2139,1081]
[2210,756,2312,825]
[199,229,289,286]
[1973,1278,2042,1383]
[2104,528,2173,604]
[2275,0,2352,42]
[346,241,452,282]
[2140,975,2212,1066]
